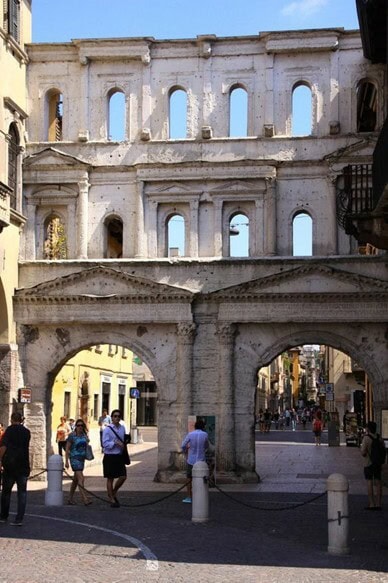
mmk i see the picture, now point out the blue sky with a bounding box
[32,0,359,43]
[31,0,360,258]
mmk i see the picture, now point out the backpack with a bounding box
[370,435,386,466]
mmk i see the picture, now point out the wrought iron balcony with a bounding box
[337,164,373,232]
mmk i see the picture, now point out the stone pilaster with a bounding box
[213,199,223,257]
[264,178,277,256]
[77,178,89,259]
[216,323,236,470]
[134,180,146,258]
[189,199,199,257]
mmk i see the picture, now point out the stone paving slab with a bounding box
[2,430,388,582]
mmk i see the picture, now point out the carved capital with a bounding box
[78,178,90,193]
[216,323,236,343]
[177,322,196,342]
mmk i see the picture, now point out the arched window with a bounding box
[169,88,187,139]
[166,214,185,257]
[357,80,377,132]
[291,84,312,136]
[229,86,248,137]
[229,213,249,257]
[44,215,67,259]
[105,216,123,258]
[46,90,63,141]
[292,212,312,256]
[108,90,126,141]
[8,123,19,210]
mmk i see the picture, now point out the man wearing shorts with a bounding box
[102,409,127,508]
[181,418,209,504]
[361,421,383,510]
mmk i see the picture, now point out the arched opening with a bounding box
[46,90,63,141]
[166,213,185,257]
[229,86,248,137]
[229,213,249,257]
[104,216,123,258]
[44,214,67,259]
[108,90,126,141]
[50,344,157,458]
[357,80,377,132]
[291,83,312,136]
[169,88,188,139]
[292,212,313,256]
[7,122,19,210]
[253,340,373,486]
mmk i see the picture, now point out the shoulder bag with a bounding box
[108,426,131,465]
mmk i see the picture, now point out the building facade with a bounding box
[1,14,388,481]
[0,0,30,418]
[51,344,134,453]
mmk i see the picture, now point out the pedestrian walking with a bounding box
[98,408,111,452]
[0,411,31,526]
[102,409,127,508]
[181,418,209,504]
[291,408,297,431]
[65,418,92,506]
[313,411,323,445]
[55,416,70,456]
[360,421,386,510]
[264,409,272,433]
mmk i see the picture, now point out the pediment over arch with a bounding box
[205,264,388,300]
[15,266,194,301]
[23,147,89,169]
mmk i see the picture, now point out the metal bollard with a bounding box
[327,473,349,555]
[192,461,209,523]
[45,454,64,506]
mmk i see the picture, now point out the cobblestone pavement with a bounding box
[1,427,388,583]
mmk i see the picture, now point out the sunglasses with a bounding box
[76,424,84,428]
[112,414,121,418]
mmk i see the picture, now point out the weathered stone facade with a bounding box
[8,28,388,481]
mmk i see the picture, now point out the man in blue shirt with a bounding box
[181,418,209,503]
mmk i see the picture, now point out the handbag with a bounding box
[108,426,131,465]
[85,443,94,461]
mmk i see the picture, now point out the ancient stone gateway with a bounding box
[15,258,388,481]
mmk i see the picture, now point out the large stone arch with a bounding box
[13,259,388,482]
[232,322,388,477]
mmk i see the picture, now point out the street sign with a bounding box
[325,383,334,401]
[18,387,32,403]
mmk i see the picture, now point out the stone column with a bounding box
[24,197,36,260]
[213,199,223,257]
[264,178,277,256]
[176,323,196,465]
[189,199,199,257]
[254,197,264,256]
[77,178,89,259]
[326,173,339,255]
[176,322,196,418]
[216,323,236,471]
[147,200,158,257]
[134,180,146,258]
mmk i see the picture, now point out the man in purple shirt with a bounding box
[181,418,209,503]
